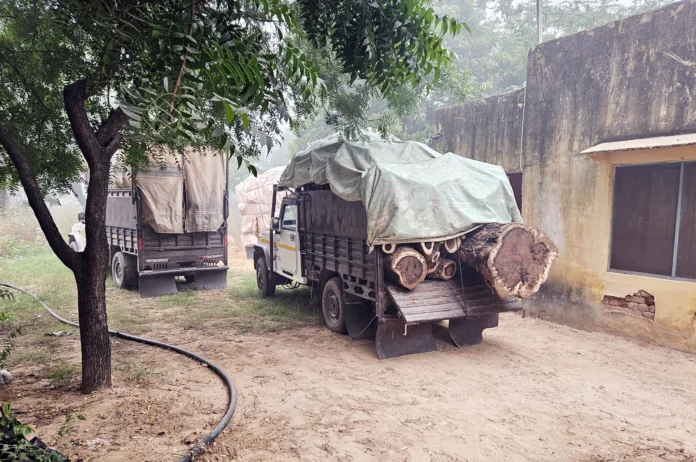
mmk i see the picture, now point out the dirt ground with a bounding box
[1,251,695,461]
[6,313,696,461]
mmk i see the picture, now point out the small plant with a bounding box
[0,402,68,461]
[57,412,85,438]
[0,311,22,370]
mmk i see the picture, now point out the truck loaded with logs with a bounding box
[253,134,557,358]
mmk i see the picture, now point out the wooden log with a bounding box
[431,257,457,281]
[459,223,557,299]
[385,246,427,290]
[417,241,436,256]
[382,243,397,255]
[442,237,461,254]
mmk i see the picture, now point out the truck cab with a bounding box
[256,193,305,294]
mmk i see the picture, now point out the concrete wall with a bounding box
[434,0,696,350]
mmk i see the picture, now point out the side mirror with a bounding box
[78,212,85,223]
[271,217,279,230]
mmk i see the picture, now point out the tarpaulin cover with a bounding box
[279,133,523,246]
[184,148,226,232]
[235,166,285,247]
[136,151,184,234]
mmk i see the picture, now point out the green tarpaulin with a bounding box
[280,133,523,247]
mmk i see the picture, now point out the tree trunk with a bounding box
[459,223,557,299]
[74,155,112,393]
[384,246,427,290]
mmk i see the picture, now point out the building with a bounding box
[433,0,696,350]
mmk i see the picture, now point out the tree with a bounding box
[0,0,462,393]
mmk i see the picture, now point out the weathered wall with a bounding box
[434,0,696,349]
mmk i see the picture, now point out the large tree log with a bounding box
[459,223,557,299]
[385,246,427,290]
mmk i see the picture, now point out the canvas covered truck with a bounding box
[253,135,557,358]
[70,148,229,297]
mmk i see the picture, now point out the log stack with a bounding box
[381,223,557,299]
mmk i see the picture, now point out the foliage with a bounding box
[290,0,674,151]
[0,403,68,462]
[57,412,85,438]
[0,310,21,370]
[1,0,464,186]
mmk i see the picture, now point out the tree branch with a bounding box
[104,133,122,159]
[0,123,77,271]
[96,108,129,149]
[64,80,102,165]
[169,0,196,119]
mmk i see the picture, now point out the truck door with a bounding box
[275,204,298,276]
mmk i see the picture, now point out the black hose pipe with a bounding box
[0,282,237,462]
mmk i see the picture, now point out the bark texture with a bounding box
[459,223,558,299]
[385,246,427,290]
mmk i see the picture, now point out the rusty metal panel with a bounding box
[303,190,368,240]
[676,162,696,279]
[582,133,696,156]
[610,163,680,276]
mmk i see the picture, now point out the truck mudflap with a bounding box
[374,279,522,358]
[375,317,437,359]
[138,267,228,298]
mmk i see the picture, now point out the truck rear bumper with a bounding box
[139,265,229,277]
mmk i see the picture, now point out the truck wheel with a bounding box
[322,277,348,334]
[112,251,137,289]
[184,273,195,284]
[255,257,275,297]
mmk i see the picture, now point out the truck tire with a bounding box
[255,257,276,297]
[184,273,195,284]
[322,277,348,334]
[112,251,137,289]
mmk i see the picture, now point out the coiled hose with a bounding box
[0,282,237,462]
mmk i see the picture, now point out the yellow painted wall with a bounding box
[589,145,696,347]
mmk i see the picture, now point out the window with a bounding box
[610,161,695,279]
[281,205,297,231]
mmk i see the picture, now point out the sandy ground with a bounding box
[2,252,695,461]
[196,314,696,462]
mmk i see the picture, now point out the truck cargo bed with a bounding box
[386,279,522,324]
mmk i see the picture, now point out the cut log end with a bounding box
[382,243,397,254]
[460,223,558,299]
[442,237,461,254]
[385,246,427,290]
[431,258,457,281]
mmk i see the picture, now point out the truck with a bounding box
[69,149,229,298]
[252,135,527,358]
